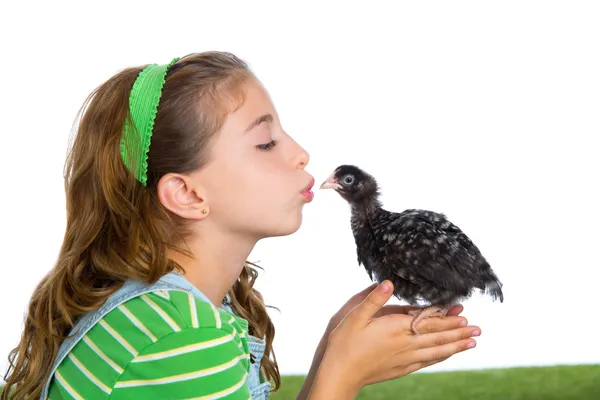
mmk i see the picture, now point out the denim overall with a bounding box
[40,271,271,399]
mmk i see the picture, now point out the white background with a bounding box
[1,1,599,380]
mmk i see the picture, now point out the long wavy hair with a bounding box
[2,51,280,399]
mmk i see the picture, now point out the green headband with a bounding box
[120,57,179,186]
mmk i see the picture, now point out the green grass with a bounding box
[270,364,600,400]
[2,365,598,399]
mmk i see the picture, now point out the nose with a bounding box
[296,147,310,169]
[288,137,310,169]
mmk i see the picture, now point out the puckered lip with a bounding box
[302,176,315,193]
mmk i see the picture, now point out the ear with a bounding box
[156,173,209,220]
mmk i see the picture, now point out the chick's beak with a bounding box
[320,172,342,190]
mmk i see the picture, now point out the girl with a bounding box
[2,51,480,399]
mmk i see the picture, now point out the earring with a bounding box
[202,209,208,214]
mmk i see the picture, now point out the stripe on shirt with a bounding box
[132,331,236,363]
[118,304,158,342]
[187,372,249,400]
[114,353,247,388]
[189,293,199,328]
[82,336,124,374]
[209,303,222,329]
[99,320,137,356]
[141,294,181,332]
[154,290,171,300]
[55,370,84,400]
[68,353,112,394]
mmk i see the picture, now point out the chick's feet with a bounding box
[408,305,449,335]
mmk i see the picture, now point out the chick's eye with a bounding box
[343,175,354,184]
[256,140,277,151]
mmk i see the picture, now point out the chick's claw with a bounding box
[408,305,449,335]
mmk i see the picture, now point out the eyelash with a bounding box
[256,140,277,151]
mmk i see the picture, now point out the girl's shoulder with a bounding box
[48,290,252,399]
[127,289,250,335]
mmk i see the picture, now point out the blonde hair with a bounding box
[2,51,280,399]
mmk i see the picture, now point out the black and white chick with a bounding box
[320,165,503,334]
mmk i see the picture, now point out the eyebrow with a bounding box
[244,114,273,133]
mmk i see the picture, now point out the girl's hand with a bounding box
[309,280,480,399]
[327,282,465,335]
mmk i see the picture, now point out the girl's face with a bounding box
[195,78,313,240]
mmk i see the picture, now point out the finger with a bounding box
[412,315,470,334]
[331,283,380,326]
[402,356,451,375]
[373,305,421,318]
[415,326,481,349]
[345,282,379,306]
[410,337,477,364]
[446,304,464,316]
[376,304,464,319]
[375,304,464,322]
[354,282,379,298]
[348,280,394,323]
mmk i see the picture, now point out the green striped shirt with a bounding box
[48,290,252,399]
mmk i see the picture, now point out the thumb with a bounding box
[349,282,379,303]
[350,280,394,323]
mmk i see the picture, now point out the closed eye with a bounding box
[256,140,277,151]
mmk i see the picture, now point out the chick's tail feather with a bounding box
[483,278,504,302]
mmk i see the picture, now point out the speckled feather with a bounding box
[325,165,503,308]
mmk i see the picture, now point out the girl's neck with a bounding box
[169,230,257,306]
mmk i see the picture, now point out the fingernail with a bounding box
[460,319,468,327]
[467,341,476,349]
[472,329,481,337]
[380,281,391,293]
